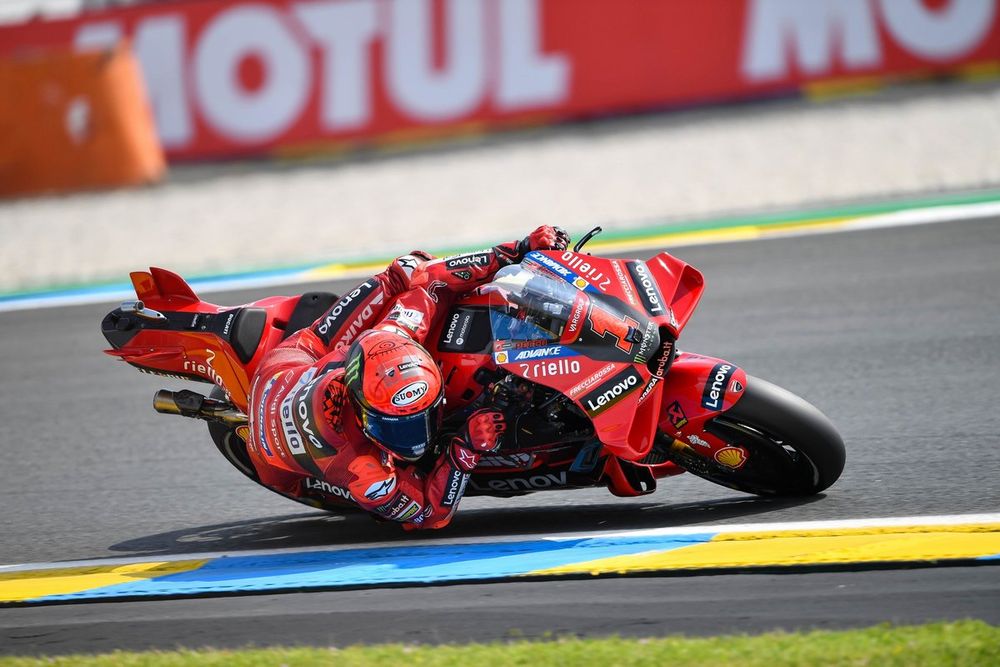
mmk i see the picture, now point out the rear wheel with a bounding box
[670,376,845,496]
[206,387,259,482]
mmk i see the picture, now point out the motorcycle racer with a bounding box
[246,226,570,529]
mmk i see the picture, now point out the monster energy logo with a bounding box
[345,354,361,386]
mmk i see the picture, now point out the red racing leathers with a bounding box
[246,231,563,529]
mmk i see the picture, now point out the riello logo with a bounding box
[72,0,571,151]
[183,349,225,388]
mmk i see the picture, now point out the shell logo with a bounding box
[495,352,509,364]
[714,446,747,470]
[573,277,588,290]
[235,425,251,443]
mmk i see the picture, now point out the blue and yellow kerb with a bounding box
[2,516,998,605]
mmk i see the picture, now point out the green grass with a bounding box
[2,621,998,666]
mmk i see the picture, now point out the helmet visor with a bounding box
[360,397,442,461]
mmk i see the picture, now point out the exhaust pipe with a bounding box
[153,389,247,426]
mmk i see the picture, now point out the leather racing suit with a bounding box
[246,231,565,529]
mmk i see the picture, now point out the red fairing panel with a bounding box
[105,267,302,411]
[656,352,750,467]
[490,251,684,460]
[643,252,705,336]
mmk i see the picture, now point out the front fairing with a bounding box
[483,259,667,459]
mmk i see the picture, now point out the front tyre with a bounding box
[674,376,846,496]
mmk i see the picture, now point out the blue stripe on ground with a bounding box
[33,533,716,602]
[0,266,317,310]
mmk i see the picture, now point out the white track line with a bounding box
[2,512,997,573]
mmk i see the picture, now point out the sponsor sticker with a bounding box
[292,374,328,455]
[440,310,476,352]
[376,492,413,517]
[714,446,748,470]
[494,338,551,352]
[580,367,643,416]
[386,304,424,333]
[315,280,381,346]
[612,261,639,306]
[396,501,423,521]
[523,251,601,293]
[565,296,588,338]
[524,251,572,277]
[561,252,613,292]
[396,255,420,276]
[305,477,353,501]
[636,376,660,405]
[625,261,665,317]
[391,381,429,407]
[477,452,535,469]
[454,446,479,471]
[441,469,468,507]
[182,349,225,388]
[494,339,574,365]
[364,475,397,501]
[665,400,689,429]
[255,373,281,456]
[444,252,492,270]
[518,358,581,379]
[567,363,617,397]
[638,339,675,405]
[701,363,736,410]
[510,345,575,362]
[687,434,710,448]
[633,320,658,363]
[468,471,569,493]
[280,369,319,455]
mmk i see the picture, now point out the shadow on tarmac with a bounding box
[104,494,824,559]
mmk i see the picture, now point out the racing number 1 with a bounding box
[589,309,639,354]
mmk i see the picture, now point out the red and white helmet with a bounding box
[344,330,444,461]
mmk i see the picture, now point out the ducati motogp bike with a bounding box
[101,229,845,508]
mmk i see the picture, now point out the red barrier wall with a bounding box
[2,0,997,161]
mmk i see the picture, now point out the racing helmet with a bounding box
[344,330,444,461]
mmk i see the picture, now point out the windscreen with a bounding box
[483,262,659,366]
[484,264,577,345]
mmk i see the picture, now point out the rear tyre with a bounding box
[206,387,259,482]
[674,376,845,496]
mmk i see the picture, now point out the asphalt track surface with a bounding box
[1,216,999,654]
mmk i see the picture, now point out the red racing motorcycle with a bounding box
[101,230,845,508]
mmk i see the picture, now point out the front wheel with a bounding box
[670,376,846,496]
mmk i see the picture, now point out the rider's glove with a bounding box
[517,226,570,258]
[449,409,507,472]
